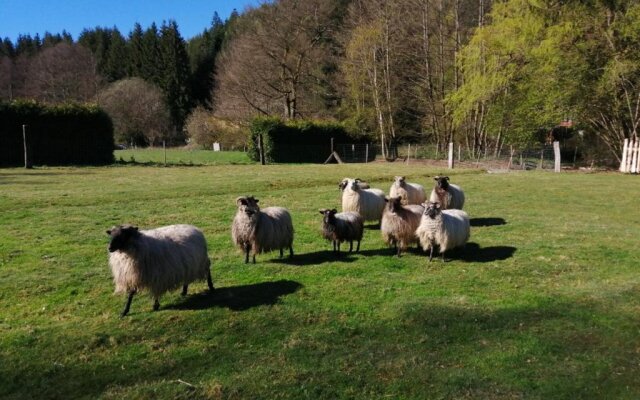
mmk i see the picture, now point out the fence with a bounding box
[620,138,640,173]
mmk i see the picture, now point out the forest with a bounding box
[1,0,640,163]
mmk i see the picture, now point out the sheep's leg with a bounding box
[280,248,284,258]
[337,242,341,252]
[181,284,188,296]
[120,289,136,317]
[356,240,360,252]
[153,298,160,311]
[333,240,337,252]
[244,243,251,264]
[397,245,402,257]
[349,241,353,252]
[252,254,256,264]
[207,270,215,292]
[429,245,434,262]
[441,250,446,262]
[289,246,294,258]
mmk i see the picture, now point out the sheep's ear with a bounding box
[444,176,450,181]
[319,209,327,214]
[384,196,389,202]
[254,198,259,203]
[435,202,441,209]
[433,176,439,181]
[331,208,338,214]
[131,226,139,232]
[236,197,247,206]
[355,178,361,182]
[106,229,112,235]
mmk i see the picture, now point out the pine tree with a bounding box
[141,23,162,85]
[104,28,128,81]
[159,20,192,136]
[127,23,144,77]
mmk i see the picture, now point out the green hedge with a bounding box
[0,101,114,167]
[248,117,372,163]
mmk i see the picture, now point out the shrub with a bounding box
[0,100,114,166]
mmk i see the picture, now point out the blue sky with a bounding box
[0,0,261,43]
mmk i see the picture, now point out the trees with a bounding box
[213,0,341,121]
[25,43,100,103]
[99,77,171,146]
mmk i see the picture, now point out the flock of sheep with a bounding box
[106,175,469,316]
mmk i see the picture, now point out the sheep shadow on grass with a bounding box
[448,242,516,263]
[167,279,303,311]
[276,250,358,266]
[470,217,507,227]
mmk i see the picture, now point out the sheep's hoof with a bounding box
[153,300,160,311]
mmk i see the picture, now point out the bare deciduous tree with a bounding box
[25,43,101,103]
[99,77,171,146]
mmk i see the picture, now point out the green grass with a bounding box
[0,164,639,399]
[114,148,253,165]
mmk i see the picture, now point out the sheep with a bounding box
[106,224,214,317]
[389,176,427,205]
[415,201,470,261]
[429,175,465,210]
[380,196,424,256]
[341,178,386,224]
[338,177,370,192]
[232,195,294,264]
[319,208,364,253]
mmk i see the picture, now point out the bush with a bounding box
[0,100,114,166]
[248,117,371,163]
[185,107,248,150]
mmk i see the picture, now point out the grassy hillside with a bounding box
[0,164,638,399]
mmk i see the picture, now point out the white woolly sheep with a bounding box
[106,224,213,317]
[429,176,465,210]
[341,178,386,224]
[389,176,426,205]
[381,196,424,256]
[415,201,470,261]
[319,208,364,253]
[232,195,294,263]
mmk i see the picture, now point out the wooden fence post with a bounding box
[23,124,32,169]
[163,140,167,166]
[553,141,561,172]
[631,139,639,174]
[365,144,369,163]
[258,134,265,165]
[448,142,454,169]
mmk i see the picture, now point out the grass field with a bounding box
[1,162,639,399]
[114,149,252,165]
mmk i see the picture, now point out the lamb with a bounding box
[341,178,386,224]
[106,224,214,317]
[319,208,364,253]
[380,196,424,256]
[415,201,470,261]
[389,176,427,205]
[232,195,294,263]
[429,176,465,210]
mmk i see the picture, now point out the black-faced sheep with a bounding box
[341,178,386,224]
[429,176,465,210]
[389,176,426,205]
[319,208,364,253]
[380,196,424,256]
[106,224,214,317]
[232,196,294,264]
[415,201,470,261]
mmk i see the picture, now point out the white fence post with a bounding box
[553,141,561,172]
[629,140,640,174]
[448,142,454,169]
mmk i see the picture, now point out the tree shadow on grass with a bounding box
[276,250,358,266]
[166,279,303,311]
[470,217,507,227]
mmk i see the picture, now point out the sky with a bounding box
[0,0,261,43]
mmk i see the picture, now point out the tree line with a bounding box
[0,12,235,145]
[2,1,639,161]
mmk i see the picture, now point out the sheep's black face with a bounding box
[394,176,406,187]
[387,196,403,213]
[435,176,450,190]
[320,208,338,225]
[338,179,348,191]
[424,202,441,218]
[348,179,360,192]
[106,225,139,252]
[237,196,260,218]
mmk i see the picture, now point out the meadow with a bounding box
[0,159,639,399]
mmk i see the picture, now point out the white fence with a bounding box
[620,138,640,173]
